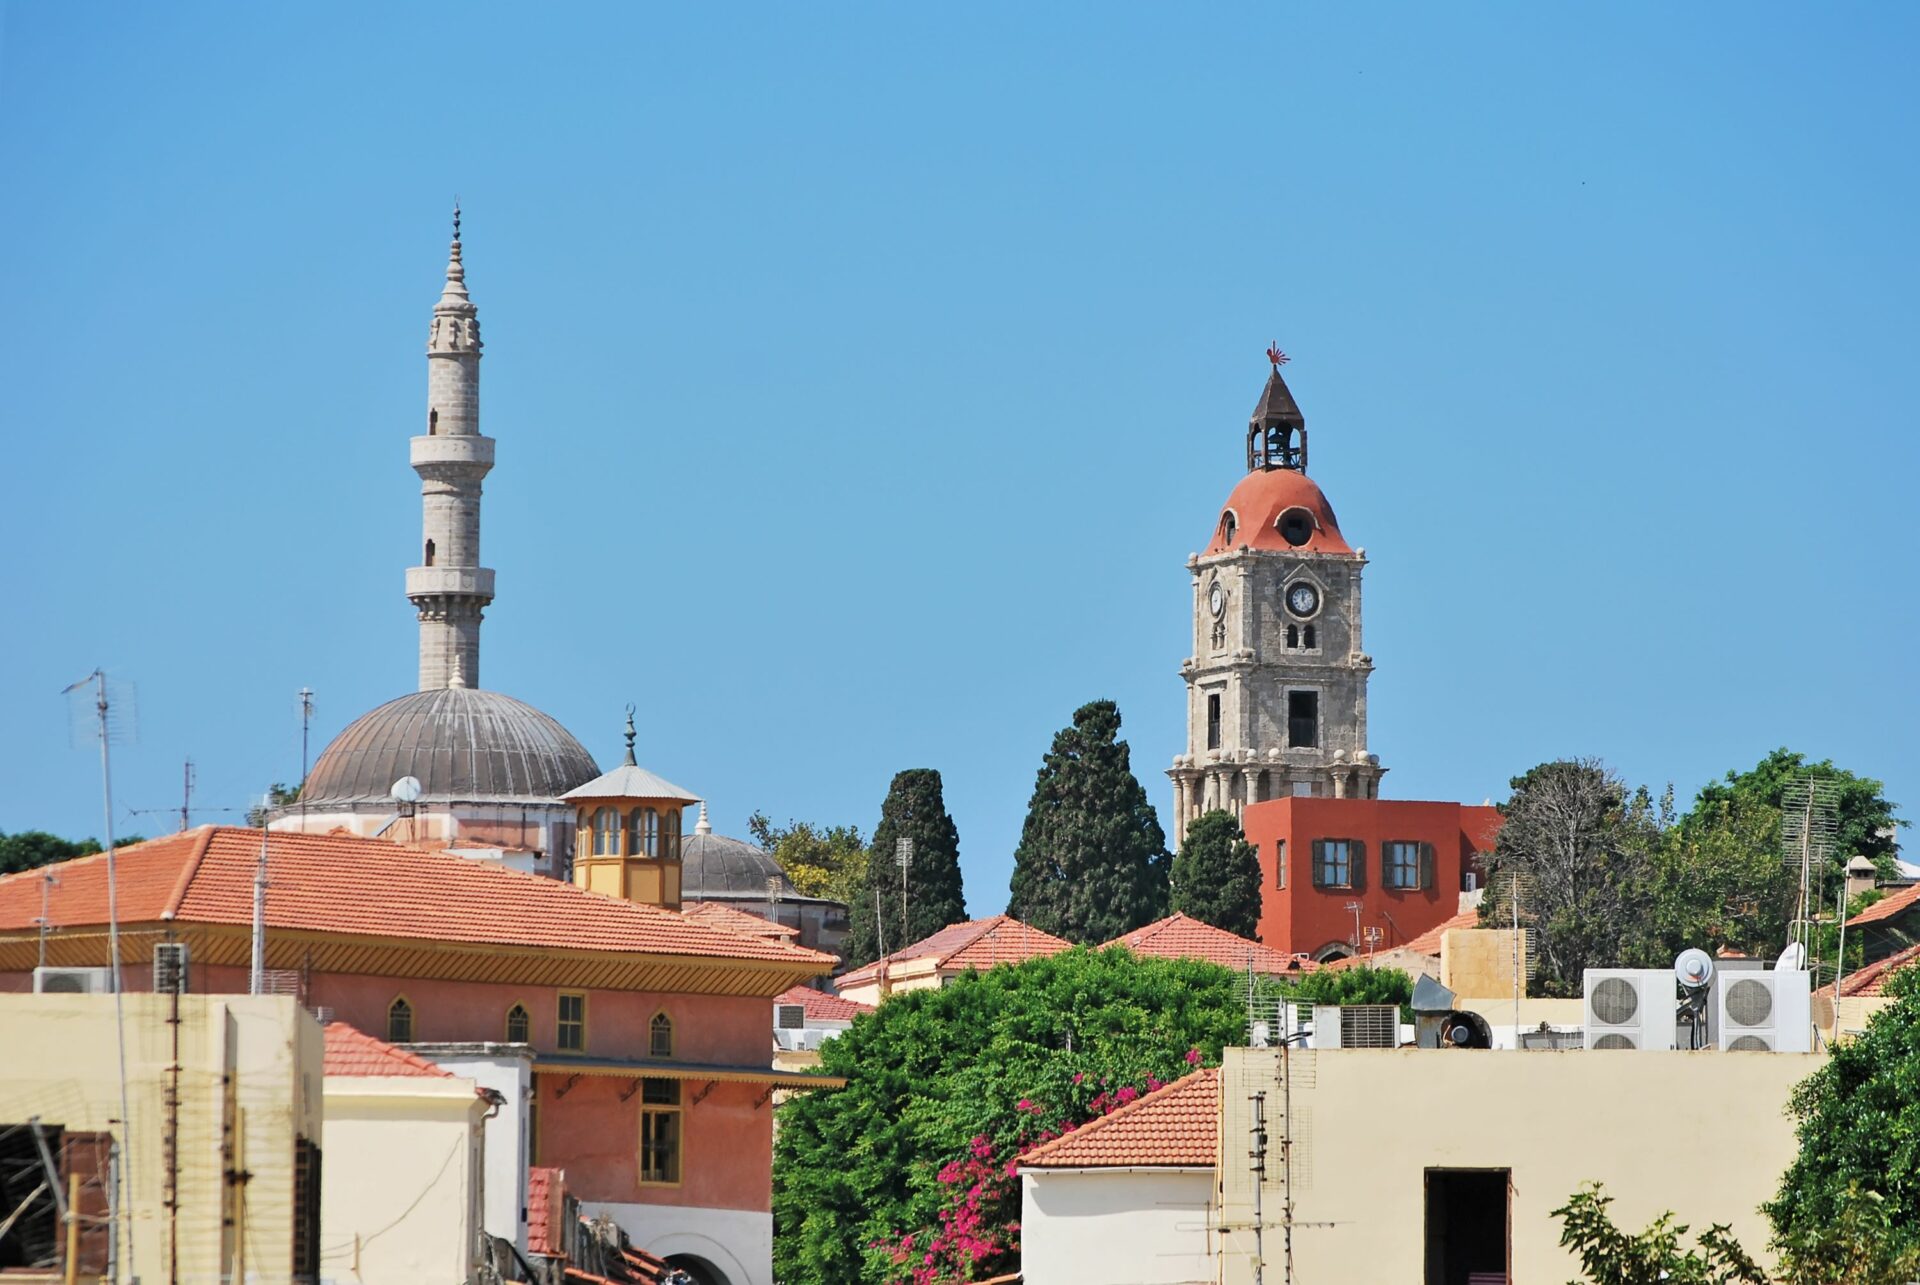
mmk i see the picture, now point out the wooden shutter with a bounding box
[1348,841,1367,892]
[1419,842,1436,891]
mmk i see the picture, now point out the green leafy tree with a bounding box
[244,783,300,828]
[842,770,966,968]
[1639,794,1795,963]
[1478,759,1663,996]
[1764,968,1920,1281]
[772,948,1246,1285]
[748,812,868,905]
[0,831,145,875]
[1169,809,1261,938]
[1006,700,1169,943]
[1264,962,1414,1017]
[1688,749,1902,883]
[1555,1182,1769,1284]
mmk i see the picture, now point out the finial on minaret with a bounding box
[622,704,638,767]
[1266,342,1290,370]
[694,801,712,836]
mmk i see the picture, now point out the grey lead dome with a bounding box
[302,687,600,805]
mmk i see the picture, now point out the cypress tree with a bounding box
[842,769,967,968]
[1006,699,1170,943]
[1169,809,1262,938]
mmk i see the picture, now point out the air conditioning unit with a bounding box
[1312,1004,1398,1049]
[1715,969,1812,1052]
[1583,969,1677,1050]
[775,1003,807,1031]
[33,966,113,995]
[153,943,189,995]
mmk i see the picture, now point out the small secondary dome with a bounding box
[681,822,803,901]
[303,687,600,805]
[1206,468,1353,556]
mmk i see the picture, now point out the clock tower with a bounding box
[1169,353,1385,836]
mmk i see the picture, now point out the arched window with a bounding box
[629,808,660,858]
[387,996,413,1044]
[593,807,619,856]
[1220,511,1238,545]
[648,1011,674,1059]
[662,807,682,861]
[1303,624,1316,649]
[1286,624,1299,648]
[505,1003,530,1043]
[428,408,439,436]
[424,538,436,567]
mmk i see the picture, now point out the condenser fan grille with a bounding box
[1725,978,1773,1027]
[1590,977,1640,1025]
[1727,1034,1772,1052]
[1590,1033,1637,1050]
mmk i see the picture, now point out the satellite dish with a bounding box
[389,776,423,804]
[1776,941,1808,972]
[1251,1019,1272,1048]
[1674,948,1715,990]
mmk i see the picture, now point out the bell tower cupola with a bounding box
[407,205,497,691]
[1247,342,1308,472]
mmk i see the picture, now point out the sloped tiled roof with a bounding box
[528,1166,565,1257]
[1020,1068,1219,1169]
[1104,913,1315,976]
[683,902,801,940]
[1404,910,1481,956]
[839,915,1072,987]
[0,827,833,970]
[775,985,873,1023]
[323,1022,453,1078]
[1817,940,1920,999]
[1849,882,1920,927]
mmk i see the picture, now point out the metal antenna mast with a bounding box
[297,687,314,829]
[895,837,915,941]
[250,817,270,994]
[1249,1091,1267,1285]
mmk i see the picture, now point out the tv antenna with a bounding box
[1781,775,1841,984]
[298,686,315,828]
[895,837,914,938]
[129,758,243,832]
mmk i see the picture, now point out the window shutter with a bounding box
[1309,841,1324,889]
[1348,841,1367,892]
[1419,842,1435,891]
[1276,840,1287,889]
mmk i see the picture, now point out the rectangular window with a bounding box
[1274,839,1286,889]
[1206,693,1222,750]
[1424,1168,1510,1285]
[557,993,587,1052]
[1312,839,1363,889]
[1384,841,1430,890]
[1287,690,1318,748]
[639,1079,682,1185]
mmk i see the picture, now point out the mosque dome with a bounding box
[680,812,804,901]
[1205,468,1354,557]
[302,687,600,805]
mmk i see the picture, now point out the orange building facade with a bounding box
[1241,797,1501,960]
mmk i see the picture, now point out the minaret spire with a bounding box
[622,705,638,767]
[407,207,496,691]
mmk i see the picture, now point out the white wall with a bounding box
[322,1075,486,1285]
[414,1045,534,1252]
[581,1201,770,1285]
[1020,1169,1214,1285]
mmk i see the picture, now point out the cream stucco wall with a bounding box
[581,1201,769,1285]
[321,1074,487,1285]
[1440,928,1528,998]
[1218,1047,1819,1284]
[1020,1169,1214,1285]
[835,960,945,1009]
[0,992,321,1285]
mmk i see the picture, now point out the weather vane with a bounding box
[1266,342,1290,369]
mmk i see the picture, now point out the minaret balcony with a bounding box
[406,566,495,600]
[410,434,495,471]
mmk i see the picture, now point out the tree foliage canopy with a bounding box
[842,770,966,968]
[0,831,144,876]
[771,948,1247,1285]
[1006,700,1169,944]
[1169,809,1261,938]
[749,812,868,904]
[1555,1182,1768,1285]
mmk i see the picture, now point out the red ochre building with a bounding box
[0,827,835,1285]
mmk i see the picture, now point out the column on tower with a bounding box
[406,209,497,691]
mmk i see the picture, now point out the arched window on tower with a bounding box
[424,539,436,567]
[649,1011,674,1059]
[630,808,660,858]
[428,408,438,436]
[505,1003,530,1043]
[1303,624,1316,649]
[593,807,619,856]
[1220,511,1237,545]
[387,996,413,1043]
[1286,624,1299,648]
[662,808,682,861]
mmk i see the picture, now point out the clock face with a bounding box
[1208,583,1226,617]
[1286,582,1320,618]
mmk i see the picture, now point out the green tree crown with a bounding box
[842,770,967,968]
[1168,809,1262,938]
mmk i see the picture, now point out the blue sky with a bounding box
[2,5,1915,908]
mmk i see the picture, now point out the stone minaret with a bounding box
[1168,355,1385,836]
[406,208,496,691]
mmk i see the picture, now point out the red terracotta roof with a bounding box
[323,1021,453,1078]
[1849,881,1920,928]
[1205,468,1353,556]
[1817,940,1920,999]
[528,1166,565,1257]
[1020,1068,1219,1169]
[839,915,1073,987]
[682,901,802,940]
[775,985,873,1022]
[0,827,833,971]
[1403,910,1481,956]
[1104,913,1315,976]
